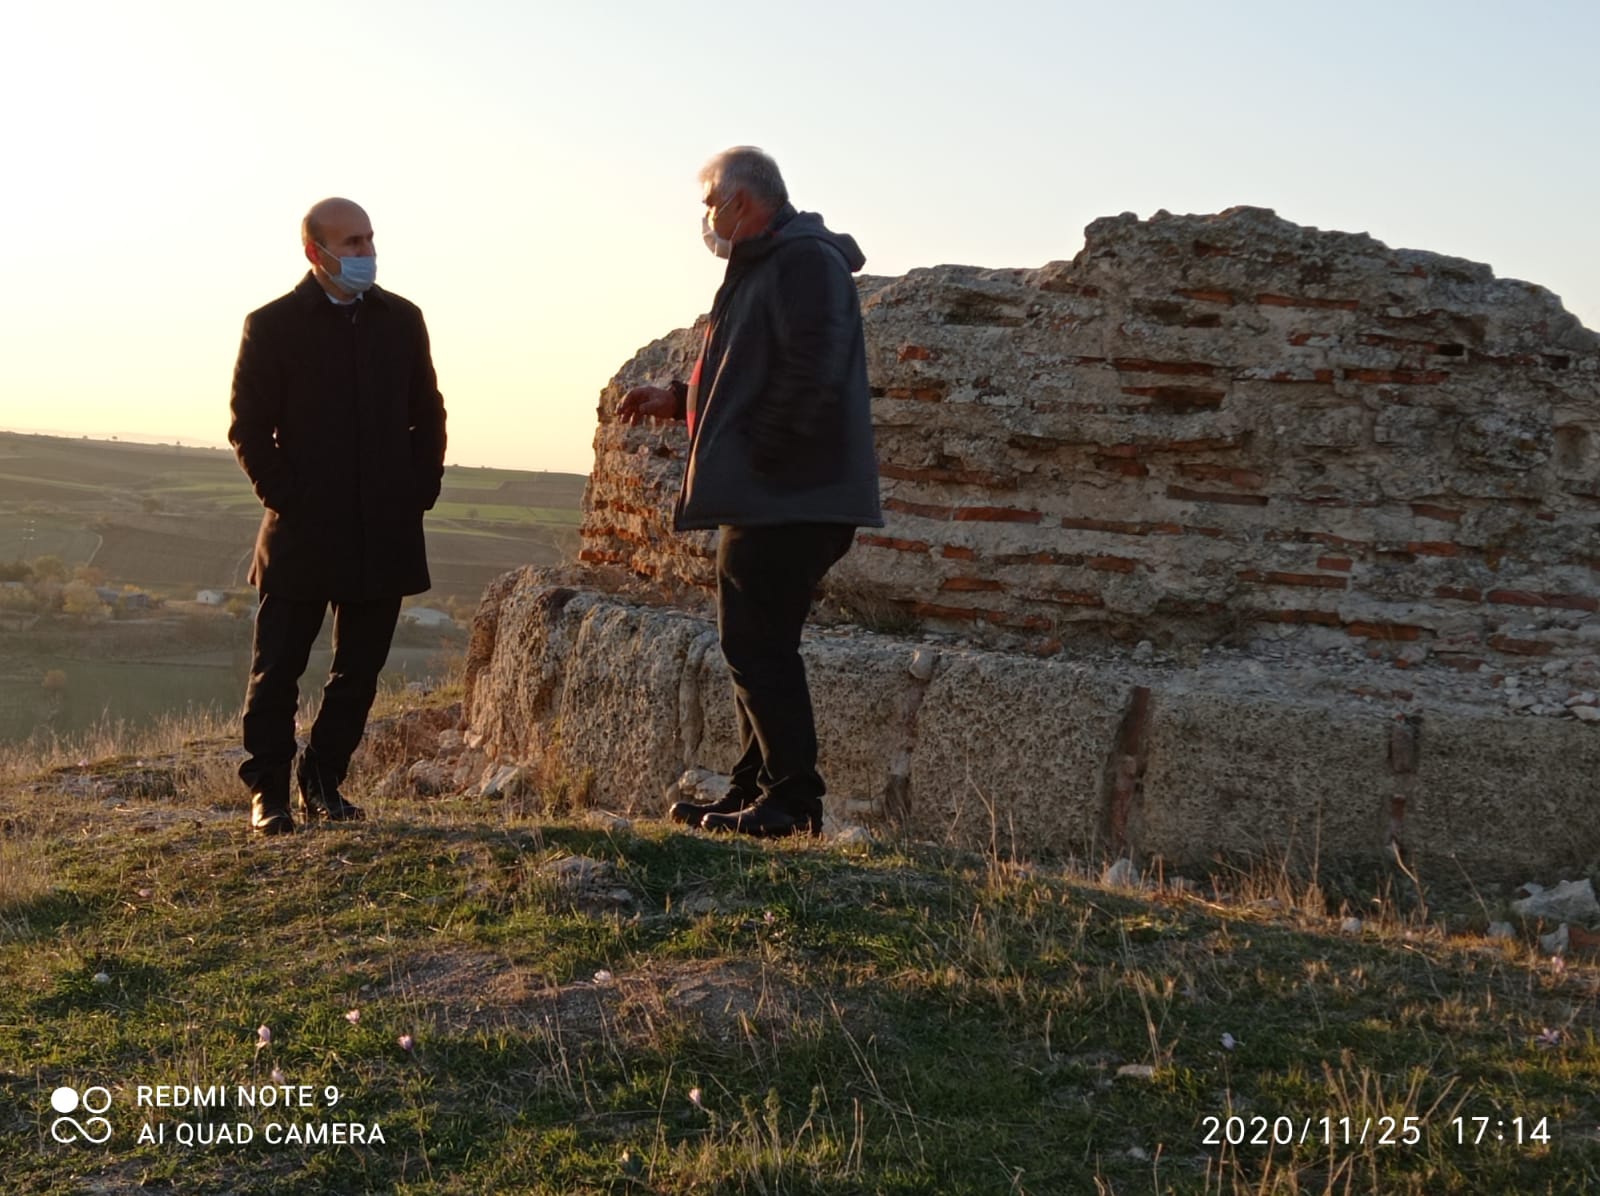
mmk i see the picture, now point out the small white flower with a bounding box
[344,1009,361,1025]
[1536,1027,1563,1047]
[92,972,111,986]
[1221,1032,1238,1051]
[256,1024,272,1046]
[763,910,776,925]
[136,888,152,899]
[593,969,613,985]
[270,1066,285,1084]
[688,1087,704,1110]
[398,1033,415,1052]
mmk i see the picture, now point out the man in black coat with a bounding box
[228,197,447,835]
[620,147,883,838]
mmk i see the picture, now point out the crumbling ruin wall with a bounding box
[581,207,1600,666]
[459,208,1600,878]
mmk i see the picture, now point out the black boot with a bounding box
[701,795,823,839]
[250,773,295,836]
[669,788,755,826]
[296,757,365,823]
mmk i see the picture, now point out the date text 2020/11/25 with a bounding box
[1200,1114,1552,1149]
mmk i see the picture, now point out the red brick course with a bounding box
[860,534,930,554]
[1166,486,1271,507]
[940,577,1005,592]
[1257,293,1361,311]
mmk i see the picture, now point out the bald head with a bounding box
[302,197,369,249]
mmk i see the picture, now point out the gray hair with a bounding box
[700,146,788,208]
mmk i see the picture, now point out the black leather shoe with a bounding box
[296,760,365,823]
[250,784,295,836]
[669,789,755,826]
[701,797,822,839]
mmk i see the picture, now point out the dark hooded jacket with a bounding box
[673,206,883,531]
[228,273,447,601]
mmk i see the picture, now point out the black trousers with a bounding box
[238,593,402,790]
[716,523,855,814]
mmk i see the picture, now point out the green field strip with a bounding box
[428,503,582,526]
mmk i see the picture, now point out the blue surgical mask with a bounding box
[319,245,377,293]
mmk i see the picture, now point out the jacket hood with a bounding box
[741,205,866,273]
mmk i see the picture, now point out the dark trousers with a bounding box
[238,593,402,790]
[717,523,855,814]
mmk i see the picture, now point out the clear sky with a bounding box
[2,0,1595,475]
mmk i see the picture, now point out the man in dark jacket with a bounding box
[620,147,882,838]
[228,197,447,836]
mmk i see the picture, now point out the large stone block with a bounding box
[553,603,709,810]
[1399,715,1600,876]
[1132,694,1392,868]
[907,654,1132,854]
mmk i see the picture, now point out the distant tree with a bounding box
[41,669,67,691]
[0,560,29,582]
[72,564,105,586]
[30,555,67,582]
[141,496,164,512]
[62,579,108,619]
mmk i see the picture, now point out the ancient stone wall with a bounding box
[581,207,1600,665]
[460,573,1600,878]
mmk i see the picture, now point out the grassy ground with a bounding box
[1,698,1598,1194]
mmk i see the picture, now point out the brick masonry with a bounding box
[580,206,1600,666]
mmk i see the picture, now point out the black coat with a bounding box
[228,273,447,601]
[675,207,883,531]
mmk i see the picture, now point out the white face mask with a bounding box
[701,192,743,259]
[701,212,733,259]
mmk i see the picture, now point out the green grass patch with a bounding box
[0,716,1597,1193]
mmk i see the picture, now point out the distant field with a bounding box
[0,515,101,566]
[90,522,255,590]
[0,431,587,604]
[431,502,583,526]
